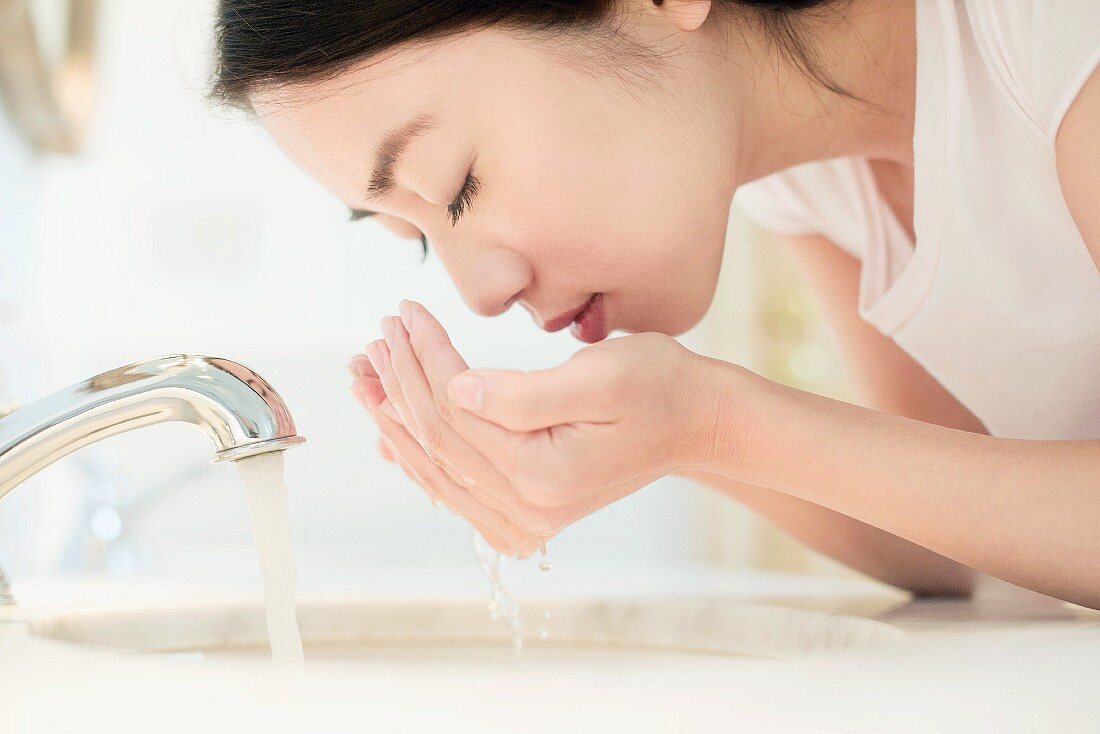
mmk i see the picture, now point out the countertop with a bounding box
[2,565,1098,733]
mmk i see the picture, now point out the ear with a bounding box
[652,0,712,32]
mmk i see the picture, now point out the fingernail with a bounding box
[451,374,484,411]
[399,300,414,331]
[380,315,395,347]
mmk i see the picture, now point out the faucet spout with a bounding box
[0,354,305,500]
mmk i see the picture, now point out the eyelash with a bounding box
[447,169,480,227]
[348,168,478,263]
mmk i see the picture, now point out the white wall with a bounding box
[0,0,716,588]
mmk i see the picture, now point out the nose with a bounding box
[451,246,531,318]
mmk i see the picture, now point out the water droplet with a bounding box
[538,559,552,572]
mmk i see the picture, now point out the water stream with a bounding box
[471,531,524,663]
[237,451,304,666]
[470,532,556,663]
[235,450,549,668]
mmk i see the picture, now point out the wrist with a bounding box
[676,352,776,477]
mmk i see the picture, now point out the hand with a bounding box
[350,352,539,559]
[352,300,713,547]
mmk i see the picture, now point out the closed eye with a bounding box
[447,169,479,226]
[347,209,429,263]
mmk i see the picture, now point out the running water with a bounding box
[471,531,523,664]
[537,537,552,572]
[237,451,304,666]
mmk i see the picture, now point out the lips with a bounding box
[541,294,597,333]
[568,292,608,343]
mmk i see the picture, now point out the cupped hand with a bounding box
[350,348,539,559]
[350,300,712,551]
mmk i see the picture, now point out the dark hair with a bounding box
[209,1,844,259]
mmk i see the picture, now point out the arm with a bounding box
[1054,64,1100,272]
[717,66,1100,603]
[696,364,1100,609]
[680,232,979,596]
[676,470,975,595]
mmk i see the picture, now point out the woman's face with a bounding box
[254,17,739,340]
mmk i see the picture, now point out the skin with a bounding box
[253,4,735,337]
[252,0,1100,605]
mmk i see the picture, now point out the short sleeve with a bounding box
[733,173,820,236]
[973,0,1100,143]
[731,159,872,262]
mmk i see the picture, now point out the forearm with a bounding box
[677,468,973,596]
[694,359,1100,609]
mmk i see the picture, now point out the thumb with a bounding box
[447,362,611,432]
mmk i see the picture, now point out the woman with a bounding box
[209,1,1100,608]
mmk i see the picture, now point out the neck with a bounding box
[715,0,917,185]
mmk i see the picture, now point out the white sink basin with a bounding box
[11,588,1096,732]
[24,596,904,663]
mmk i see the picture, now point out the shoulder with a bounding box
[965,0,1100,142]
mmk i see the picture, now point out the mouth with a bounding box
[568,293,609,343]
[531,293,609,343]
[541,294,596,333]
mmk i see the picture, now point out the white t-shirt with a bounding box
[733,0,1100,440]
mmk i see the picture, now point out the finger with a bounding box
[350,354,377,380]
[384,313,445,446]
[386,439,515,554]
[445,412,606,513]
[372,405,438,504]
[385,314,540,522]
[471,520,521,557]
[399,300,471,415]
[385,439,516,556]
[377,436,396,463]
[514,532,540,559]
[400,302,550,532]
[392,445,428,489]
[370,329,574,524]
[351,376,403,426]
[446,358,617,433]
[368,337,416,431]
[369,401,529,552]
[383,316,475,474]
[350,383,373,413]
[354,375,403,424]
[382,317,471,484]
[381,311,584,535]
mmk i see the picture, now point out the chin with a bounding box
[620,304,706,338]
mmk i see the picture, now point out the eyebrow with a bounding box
[348,111,440,221]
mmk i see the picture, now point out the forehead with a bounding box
[251,30,540,201]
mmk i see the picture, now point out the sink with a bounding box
[7,589,1098,732]
[24,596,904,663]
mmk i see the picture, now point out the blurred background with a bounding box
[0,0,863,598]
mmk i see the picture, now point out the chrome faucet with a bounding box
[0,355,306,604]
